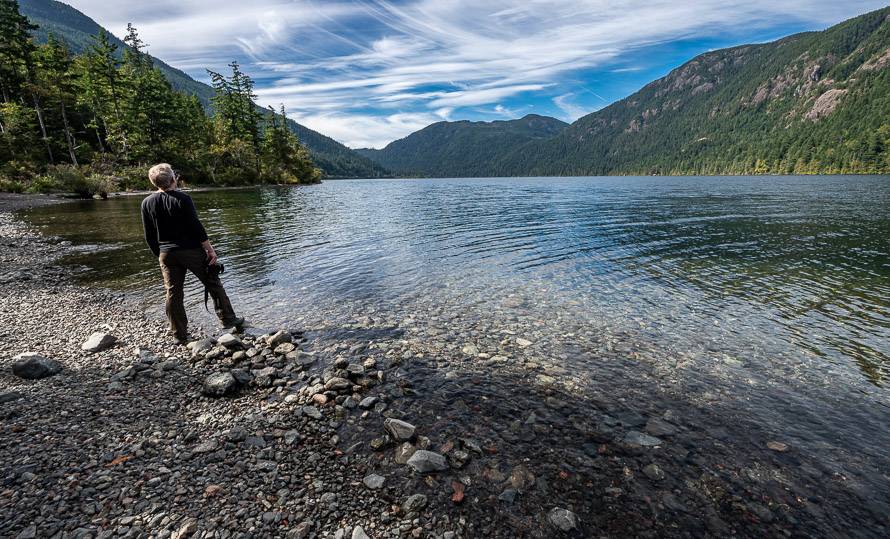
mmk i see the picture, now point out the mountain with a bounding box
[357,114,568,177]
[499,7,890,176]
[363,7,889,177]
[19,0,389,179]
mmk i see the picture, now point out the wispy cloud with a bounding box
[65,0,888,148]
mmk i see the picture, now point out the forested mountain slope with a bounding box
[19,0,389,178]
[357,114,567,177]
[498,7,890,176]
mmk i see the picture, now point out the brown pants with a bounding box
[158,247,237,338]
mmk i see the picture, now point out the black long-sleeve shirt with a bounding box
[140,190,208,257]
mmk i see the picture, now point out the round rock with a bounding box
[12,353,63,379]
[548,507,579,531]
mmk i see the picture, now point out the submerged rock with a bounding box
[407,450,448,473]
[362,473,385,490]
[643,463,666,481]
[384,418,416,441]
[12,353,62,379]
[548,507,579,531]
[623,431,664,447]
[402,493,428,513]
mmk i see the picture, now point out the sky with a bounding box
[63,0,888,149]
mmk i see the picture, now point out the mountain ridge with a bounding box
[356,114,568,177]
[497,6,890,176]
[358,7,890,177]
[19,0,390,179]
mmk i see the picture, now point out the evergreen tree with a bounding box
[36,34,80,164]
[262,105,320,184]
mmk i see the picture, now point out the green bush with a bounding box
[0,176,25,193]
[86,174,119,198]
[114,166,150,191]
[25,174,60,193]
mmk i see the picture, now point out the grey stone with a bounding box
[548,507,578,531]
[383,418,416,441]
[12,353,62,379]
[346,363,365,377]
[394,442,417,465]
[16,525,37,539]
[643,463,665,481]
[324,377,351,391]
[406,450,448,473]
[498,489,517,503]
[267,330,292,348]
[171,517,197,539]
[81,332,116,353]
[217,333,242,349]
[0,392,23,404]
[303,406,322,420]
[623,431,664,447]
[202,371,238,397]
[401,493,427,513]
[227,426,248,442]
[645,418,677,437]
[363,473,385,490]
[275,342,296,354]
[284,430,301,445]
[289,521,312,539]
[358,396,378,409]
[190,338,215,354]
[351,526,370,539]
[231,368,254,385]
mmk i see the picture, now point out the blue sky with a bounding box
[65,0,888,148]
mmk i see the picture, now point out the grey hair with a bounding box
[148,163,176,189]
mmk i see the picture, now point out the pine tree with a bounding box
[83,31,127,157]
[37,34,80,164]
[262,105,320,184]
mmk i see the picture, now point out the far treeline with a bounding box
[0,0,320,196]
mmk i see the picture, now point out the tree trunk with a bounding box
[59,98,78,165]
[32,91,54,165]
[94,114,107,153]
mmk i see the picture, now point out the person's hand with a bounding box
[206,248,218,266]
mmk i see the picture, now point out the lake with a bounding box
[24,175,890,527]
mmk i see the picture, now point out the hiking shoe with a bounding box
[172,335,190,346]
[223,317,245,330]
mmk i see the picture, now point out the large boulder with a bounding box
[202,371,238,397]
[12,353,62,379]
[81,332,116,353]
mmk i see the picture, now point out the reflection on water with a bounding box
[26,176,890,389]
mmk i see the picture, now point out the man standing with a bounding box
[141,163,243,344]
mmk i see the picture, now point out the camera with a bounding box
[207,261,225,276]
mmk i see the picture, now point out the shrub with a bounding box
[25,174,59,193]
[0,176,24,193]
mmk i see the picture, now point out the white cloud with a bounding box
[65,0,890,147]
[292,111,443,149]
[553,94,588,122]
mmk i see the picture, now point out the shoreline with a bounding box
[2,196,889,538]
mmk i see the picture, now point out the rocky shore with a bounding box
[2,194,889,538]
